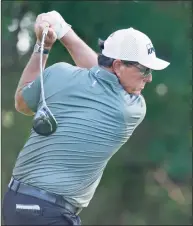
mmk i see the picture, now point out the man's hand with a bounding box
[34,19,57,49]
[35,11,72,41]
[35,10,98,69]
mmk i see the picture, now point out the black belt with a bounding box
[8,177,82,215]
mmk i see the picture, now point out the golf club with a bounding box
[32,26,58,136]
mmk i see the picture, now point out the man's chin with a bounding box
[126,87,142,95]
[133,90,141,95]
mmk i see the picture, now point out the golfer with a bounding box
[2,11,170,225]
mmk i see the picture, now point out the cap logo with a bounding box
[146,43,155,55]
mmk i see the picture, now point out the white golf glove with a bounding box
[35,10,72,39]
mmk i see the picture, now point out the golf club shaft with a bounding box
[40,26,49,106]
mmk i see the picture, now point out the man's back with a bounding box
[13,63,146,207]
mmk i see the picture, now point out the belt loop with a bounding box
[8,177,14,189]
[14,180,20,193]
[10,178,20,194]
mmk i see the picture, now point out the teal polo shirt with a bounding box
[13,62,146,207]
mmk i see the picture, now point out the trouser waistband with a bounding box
[8,177,82,215]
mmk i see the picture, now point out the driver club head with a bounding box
[32,105,58,136]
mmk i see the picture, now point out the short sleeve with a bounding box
[21,62,74,113]
[21,68,50,113]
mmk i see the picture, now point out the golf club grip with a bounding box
[43,26,49,36]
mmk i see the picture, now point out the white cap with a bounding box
[102,28,170,70]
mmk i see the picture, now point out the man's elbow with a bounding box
[15,100,20,113]
[14,94,34,116]
[15,102,34,116]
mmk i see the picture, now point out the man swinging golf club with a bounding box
[2,11,170,225]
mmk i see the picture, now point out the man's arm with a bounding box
[39,11,98,69]
[15,12,98,115]
[15,22,57,115]
[60,29,98,68]
[15,53,48,115]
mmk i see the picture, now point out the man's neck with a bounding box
[100,66,115,74]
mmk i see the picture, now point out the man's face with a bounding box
[113,60,152,95]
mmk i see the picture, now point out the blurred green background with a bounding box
[1,1,192,225]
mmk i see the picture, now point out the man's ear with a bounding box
[112,60,122,77]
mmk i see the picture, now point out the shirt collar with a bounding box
[89,66,121,87]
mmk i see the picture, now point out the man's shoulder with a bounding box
[44,62,88,81]
[48,62,81,71]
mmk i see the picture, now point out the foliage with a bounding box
[1,1,192,225]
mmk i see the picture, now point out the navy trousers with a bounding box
[2,189,81,225]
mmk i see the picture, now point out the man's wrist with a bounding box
[36,39,53,50]
[34,43,50,55]
[59,29,75,46]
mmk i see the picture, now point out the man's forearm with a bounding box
[60,29,98,69]
[16,52,48,92]
[15,52,48,114]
